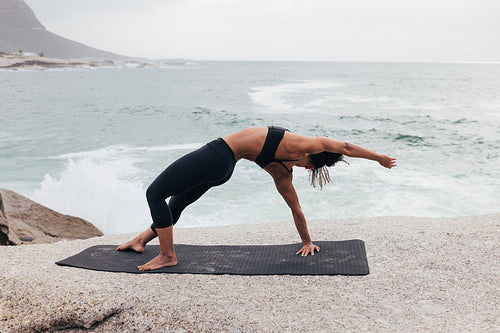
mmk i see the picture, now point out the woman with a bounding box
[117,126,397,271]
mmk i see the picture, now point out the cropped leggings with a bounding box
[146,138,236,233]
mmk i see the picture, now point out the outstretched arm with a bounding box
[339,141,396,169]
[271,172,320,256]
[306,137,397,169]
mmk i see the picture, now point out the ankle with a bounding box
[133,236,147,245]
[159,251,176,259]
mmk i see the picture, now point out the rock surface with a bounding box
[0,189,102,245]
[0,214,498,332]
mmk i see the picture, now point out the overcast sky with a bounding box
[25,0,500,62]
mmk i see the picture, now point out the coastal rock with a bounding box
[0,53,90,69]
[0,188,102,245]
[0,214,498,332]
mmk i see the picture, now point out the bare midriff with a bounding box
[223,126,305,163]
[222,127,267,161]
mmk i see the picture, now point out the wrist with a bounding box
[375,153,385,162]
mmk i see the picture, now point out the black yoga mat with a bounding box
[56,240,369,276]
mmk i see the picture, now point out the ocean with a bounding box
[1,61,499,234]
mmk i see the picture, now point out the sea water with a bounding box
[1,61,499,234]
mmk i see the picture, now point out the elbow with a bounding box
[291,208,304,220]
[290,203,303,215]
[341,142,352,156]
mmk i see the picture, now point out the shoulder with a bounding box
[283,133,323,153]
[284,134,347,154]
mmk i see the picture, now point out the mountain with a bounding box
[0,0,128,60]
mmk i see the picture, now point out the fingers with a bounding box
[307,246,320,256]
[381,157,397,169]
[296,245,320,257]
[310,245,320,256]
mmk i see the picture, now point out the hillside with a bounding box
[0,0,128,60]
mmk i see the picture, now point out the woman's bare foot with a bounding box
[116,239,146,253]
[137,253,177,271]
[116,228,157,253]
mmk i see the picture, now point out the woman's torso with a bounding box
[223,126,306,168]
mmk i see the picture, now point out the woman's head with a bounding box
[308,151,347,189]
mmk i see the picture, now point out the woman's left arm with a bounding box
[271,172,320,256]
[316,137,397,169]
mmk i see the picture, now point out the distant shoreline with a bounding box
[0,52,99,69]
[3,54,500,69]
[0,53,188,70]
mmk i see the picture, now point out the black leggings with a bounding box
[147,138,236,232]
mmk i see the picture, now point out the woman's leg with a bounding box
[146,140,235,230]
[116,150,210,254]
[140,142,235,270]
[120,139,235,270]
[136,183,214,270]
[145,145,222,229]
[137,226,177,271]
[146,182,212,234]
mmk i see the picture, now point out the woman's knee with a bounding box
[146,183,163,203]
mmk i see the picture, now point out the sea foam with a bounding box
[32,143,202,234]
[32,157,150,234]
[249,80,342,113]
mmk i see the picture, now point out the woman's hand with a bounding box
[378,155,397,169]
[296,243,320,257]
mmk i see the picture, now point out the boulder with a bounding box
[0,189,102,245]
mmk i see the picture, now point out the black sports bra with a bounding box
[254,126,298,173]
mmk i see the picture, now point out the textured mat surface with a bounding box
[56,240,369,275]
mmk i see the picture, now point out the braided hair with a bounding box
[308,151,347,189]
